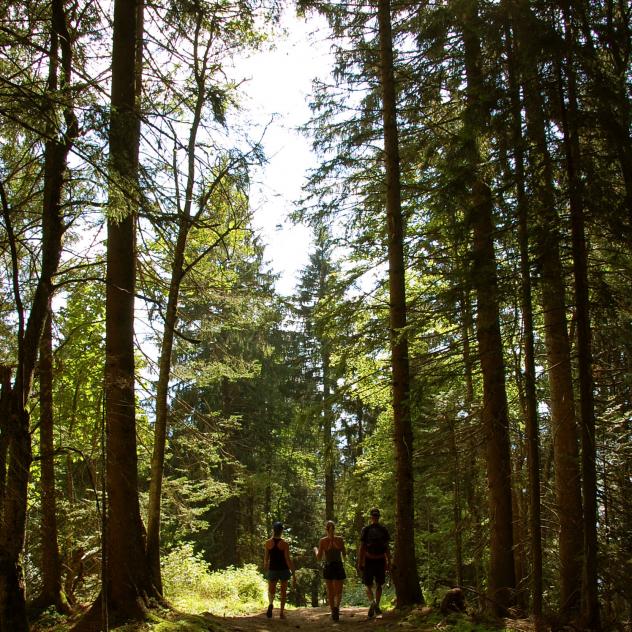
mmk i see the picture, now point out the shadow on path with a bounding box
[207,606,402,631]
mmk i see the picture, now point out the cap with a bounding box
[370,507,380,517]
[272,521,284,531]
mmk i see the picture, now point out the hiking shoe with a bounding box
[266,604,273,618]
[368,601,376,618]
[375,604,382,616]
[332,606,339,621]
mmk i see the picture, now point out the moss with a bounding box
[153,612,225,632]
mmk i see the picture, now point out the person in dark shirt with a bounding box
[358,507,390,618]
[263,521,295,618]
[314,520,347,620]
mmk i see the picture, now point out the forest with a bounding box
[0,0,630,631]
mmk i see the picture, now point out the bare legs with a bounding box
[267,579,288,618]
[279,580,288,617]
[326,579,344,620]
[325,579,335,612]
[365,583,383,616]
[332,580,344,608]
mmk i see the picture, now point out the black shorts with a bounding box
[362,558,386,586]
[323,560,346,580]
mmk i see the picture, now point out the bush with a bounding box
[162,544,267,614]
[204,565,264,602]
[342,574,396,608]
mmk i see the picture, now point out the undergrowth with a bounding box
[31,547,517,632]
[162,544,267,615]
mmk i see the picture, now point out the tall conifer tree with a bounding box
[76,0,160,627]
[0,0,77,627]
[377,0,424,606]
[459,0,516,611]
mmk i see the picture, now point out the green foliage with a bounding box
[406,608,508,632]
[29,606,73,632]
[4,0,631,624]
[342,574,396,608]
[162,544,266,615]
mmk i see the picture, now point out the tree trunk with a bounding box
[510,0,584,616]
[569,102,601,632]
[219,377,240,568]
[75,1,156,628]
[460,0,516,613]
[0,413,31,632]
[470,180,517,613]
[447,417,463,587]
[320,252,335,521]
[460,289,475,407]
[377,0,424,607]
[504,17,543,620]
[145,169,193,593]
[510,452,528,612]
[34,314,70,614]
[555,9,600,625]
[104,0,153,618]
[0,369,9,528]
[146,6,221,589]
[459,290,485,595]
[323,349,335,520]
[0,1,76,627]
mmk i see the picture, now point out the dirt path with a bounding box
[211,606,411,631]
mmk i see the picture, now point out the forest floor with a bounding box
[34,603,532,632]
[33,604,456,631]
[206,605,427,631]
[197,604,533,632]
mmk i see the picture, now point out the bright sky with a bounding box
[232,10,333,296]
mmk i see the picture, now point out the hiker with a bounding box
[314,520,347,621]
[263,521,295,619]
[358,507,390,618]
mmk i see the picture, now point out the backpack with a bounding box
[363,524,389,555]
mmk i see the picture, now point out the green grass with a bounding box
[162,544,267,616]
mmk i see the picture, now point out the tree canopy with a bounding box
[0,0,631,630]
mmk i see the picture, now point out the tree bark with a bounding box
[458,290,485,594]
[0,369,9,518]
[469,180,516,613]
[0,414,31,632]
[323,348,335,521]
[510,452,528,612]
[145,158,192,592]
[0,0,75,627]
[104,0,154,618]
[219,377,240,568]
[377,0,424,607]
[75,0,157,627]
[510,0,584,617]
[319,247,335,521]
[504,17,543,620]
[33,314,70,614]
[460,0,516,612]
[447,417,463,587]
[555,7,600,625]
